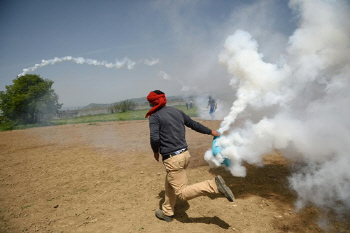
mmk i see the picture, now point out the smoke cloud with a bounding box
[18,56,160,77]
[205,0,350,215]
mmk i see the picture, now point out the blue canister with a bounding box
[212,136,230,167]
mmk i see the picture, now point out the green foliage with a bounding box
[52,110,145,125]
[52,104,198,125]
[109,99,137,113]
[0,74,62,125]
[0,121,16,131]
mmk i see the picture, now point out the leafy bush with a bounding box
[109,100,136,113]
[0,121,16,131]
[0,74,62,124]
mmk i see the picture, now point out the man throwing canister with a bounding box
[145,90,234,222]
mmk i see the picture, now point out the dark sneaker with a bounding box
[215,175,234,202]
[155,209,173,222]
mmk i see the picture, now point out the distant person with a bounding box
[186,102,189,110]
[189,101,193,109]
[145,90,234,222]
[207,96,217,120]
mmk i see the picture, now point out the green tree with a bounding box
[0,74,62,124]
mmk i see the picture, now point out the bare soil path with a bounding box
[0,120,349,232]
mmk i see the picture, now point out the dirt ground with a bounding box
[0,119,349,233]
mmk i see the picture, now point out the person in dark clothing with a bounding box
[146,90,234,222]
[207,95,217,120]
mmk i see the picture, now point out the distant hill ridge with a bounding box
[75,95,189,110]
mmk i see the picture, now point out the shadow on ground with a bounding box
[157,191,230,229]
[208,163,293,203]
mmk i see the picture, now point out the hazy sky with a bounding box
[0,0,295,107]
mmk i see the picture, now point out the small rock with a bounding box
[90,218,98,223]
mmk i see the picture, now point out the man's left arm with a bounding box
[181,111,219,136]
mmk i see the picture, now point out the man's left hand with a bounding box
[211,130,221,137]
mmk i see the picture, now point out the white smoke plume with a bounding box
[143,58,160,66]
[157,71,171,81]
[18,56,160,77]
[205,0,350,215]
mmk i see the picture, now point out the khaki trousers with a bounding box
[162,151,219,216]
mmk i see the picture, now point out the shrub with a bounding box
[109,100,136,113]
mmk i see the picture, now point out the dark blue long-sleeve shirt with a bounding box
[149,106,212,156]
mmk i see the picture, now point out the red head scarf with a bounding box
[145,91,167,118]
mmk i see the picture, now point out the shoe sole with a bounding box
[155,209,173,222]
[216,175,235,202]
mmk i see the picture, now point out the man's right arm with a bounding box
[149,115,161,154]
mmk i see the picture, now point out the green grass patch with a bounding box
[21,204,33,210]
[52,105,198,125]
[52,110,146,125]
[0,105,198,131]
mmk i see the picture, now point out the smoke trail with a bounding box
[18,56,160,77]
[205,0,350,215]
[157,71,171,81]
[143,58,160,66]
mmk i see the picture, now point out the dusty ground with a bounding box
[0,119,349,233]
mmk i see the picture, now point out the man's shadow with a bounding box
[157,191,230,229]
